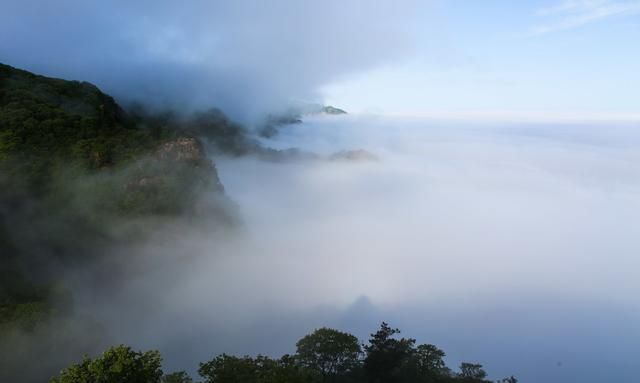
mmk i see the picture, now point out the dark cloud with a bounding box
[0,0,424,121]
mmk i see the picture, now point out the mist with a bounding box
[0,0,425,121]
[22,115,634,383]
[2,1,640,382]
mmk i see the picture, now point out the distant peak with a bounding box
[321,105,347,115]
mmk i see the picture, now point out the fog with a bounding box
[44,115,638,383]
[3,1,640,382]
[0,0,425,121]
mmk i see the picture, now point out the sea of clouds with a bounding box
[72,115,640,383]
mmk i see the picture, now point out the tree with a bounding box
[458,363,487,381]
[412,344,447,377]
[50,345,163,383]
[198,354,256,383]
[363,323,416,383]
[162,371,193,383]
[198,354,311,383]
[295,327,362,380]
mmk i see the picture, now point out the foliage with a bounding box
[162,371,193,383]
[413,344,447,375]
[458,363,488,381]
[49,345,163,383]
[52,324,512,383]
[295,327,362,379]
[363,322,416,383]
[0,64,157,191]
[0,63,237,332]
[198,354,311,383]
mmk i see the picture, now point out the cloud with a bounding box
[3,113,639,382]
[0,0,425,121]
[531,0,640,35]
[68,115,639,383]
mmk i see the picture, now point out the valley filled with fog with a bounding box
[3,2,640,382]
[74,115,639,383]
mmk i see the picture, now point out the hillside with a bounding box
[0,64,233,333]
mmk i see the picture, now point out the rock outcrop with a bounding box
[156,137,210,165]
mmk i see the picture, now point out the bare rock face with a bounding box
[155,137,210,166]
[154,136,224,192]
[124,136,224,208]
[155,137,224,191]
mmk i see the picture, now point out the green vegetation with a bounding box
[50,345,163,383]
[51,323,516,383]
[0,63,236,332]
[295,328,361,379]
[0,63,157,189]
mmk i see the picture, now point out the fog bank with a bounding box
[56,115,640,383]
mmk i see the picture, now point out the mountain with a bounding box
[258,104,347,137]
[0,63,233,333]
[320,105,347,115]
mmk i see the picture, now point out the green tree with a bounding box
[363,323,416,383]
[458,362,487,381]
[198,354,255,383]
[295,327,362,381]
[162,371,193,383]
[50,345,163,383]
[198,354,310,383]
[411,344,448,379]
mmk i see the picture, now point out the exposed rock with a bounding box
[124,136,224,203]
[155,137,210,166]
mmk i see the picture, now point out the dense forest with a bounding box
[51,323,517,383]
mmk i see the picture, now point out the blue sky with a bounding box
[324,0,640,119]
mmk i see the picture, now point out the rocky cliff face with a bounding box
[156,137,214,169]
[125,136,224,198]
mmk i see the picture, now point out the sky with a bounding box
[324,0,640,119]
[0,0,424,121]
[2,0,639,120]
[2,1,640,383]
